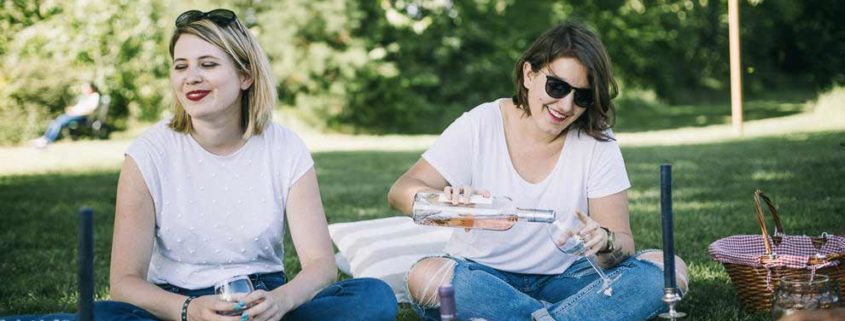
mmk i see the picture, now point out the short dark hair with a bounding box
[86,82,99,94]
[512,22,618,141]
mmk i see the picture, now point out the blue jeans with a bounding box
[43,114,87,142]
[411,255,667,321]
[3,272,397,321]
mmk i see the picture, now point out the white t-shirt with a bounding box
[68,92,100,116]
[126,120,314,289]
[422,99,630,274]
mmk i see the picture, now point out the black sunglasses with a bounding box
[175,9,237,27]
[543,73,594,108]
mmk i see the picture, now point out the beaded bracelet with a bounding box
[181,296,195,321]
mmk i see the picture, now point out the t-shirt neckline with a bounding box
[187,131,254,159]
[494,98,569,187]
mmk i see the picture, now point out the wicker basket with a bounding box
[709,190,845,312]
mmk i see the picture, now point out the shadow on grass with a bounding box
[0,170,118,314]
[1,131,843,320]
[614,90,816,133]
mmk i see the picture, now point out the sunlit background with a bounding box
[1,1,843,320]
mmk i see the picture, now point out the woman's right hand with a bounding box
[442,185,491,205]
[442,185,491,232]
[187,295,247,321]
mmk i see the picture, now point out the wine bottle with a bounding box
[438,284,457,321]
[412,192,555,231]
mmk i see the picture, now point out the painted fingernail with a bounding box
[233,302,245,310]
[240,313,249,321]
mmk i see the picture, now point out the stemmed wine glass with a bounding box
[214,275,254,316]
[547,220,620,296]
[811,232,829,259]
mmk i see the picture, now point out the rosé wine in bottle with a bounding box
[411,192,555,231]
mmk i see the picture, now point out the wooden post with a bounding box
[729,0,743,136]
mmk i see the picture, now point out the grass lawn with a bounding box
[613,90,817,133]
[1,130,843,320]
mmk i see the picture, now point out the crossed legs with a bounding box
[408,252,688,307]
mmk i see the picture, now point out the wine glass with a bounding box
[547,220,620,296]
[811,233,829,259]
[214,275,254,316]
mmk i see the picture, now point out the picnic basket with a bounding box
[708,190,845,312]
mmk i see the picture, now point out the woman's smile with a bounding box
[545,105,568,123]
[186,90,211,101]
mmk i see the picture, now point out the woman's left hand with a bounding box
[240,289,292,321]
[575,210,609,257]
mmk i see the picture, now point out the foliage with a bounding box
[0,0,842,144]
[2,131,844,321]
[264,0,844,133]
[740,0,845,92]
[0,0,172,144]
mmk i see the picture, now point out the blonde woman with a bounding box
[5,8,397,321]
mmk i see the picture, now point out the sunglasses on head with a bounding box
[175,9,237,27]
[543,73,594,108]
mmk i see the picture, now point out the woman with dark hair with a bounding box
[388,22,688,321]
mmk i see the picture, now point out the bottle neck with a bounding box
[515,208,556,222]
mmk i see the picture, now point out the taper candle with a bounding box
[78,208,94,321]
[660,164,677,289]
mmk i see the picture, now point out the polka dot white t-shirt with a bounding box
[126,120,313,289]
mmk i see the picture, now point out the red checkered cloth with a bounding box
[709,234,845,269]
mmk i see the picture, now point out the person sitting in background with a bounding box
[30,82,100,148]
[388,21,688,321]
[5,8,397,321]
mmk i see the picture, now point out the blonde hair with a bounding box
[168,16,276,139]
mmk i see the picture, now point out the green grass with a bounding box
[613,90,816,132]
[2,130,843,320]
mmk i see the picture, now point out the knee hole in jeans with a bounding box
[407,257,456,307]
[636,250,689,292]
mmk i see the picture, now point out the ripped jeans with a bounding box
[409,254,668,321]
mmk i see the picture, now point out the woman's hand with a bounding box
[575,210,609,257]
[240,290,292,321]
[187,295,248,321]
[443,185,491,232]
[442,185,490,204]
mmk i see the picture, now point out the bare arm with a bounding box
[270,167,337,312]
[588,190,635,268]
[387,159,450,215]
[109,156,187,319]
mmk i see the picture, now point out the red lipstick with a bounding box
[186,90,210,101]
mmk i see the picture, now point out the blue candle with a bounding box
[660,164,677,289]
[78,208,94,321]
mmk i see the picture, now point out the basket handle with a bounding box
[753,190,784,257]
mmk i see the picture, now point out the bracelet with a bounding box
[181,296,195,321]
